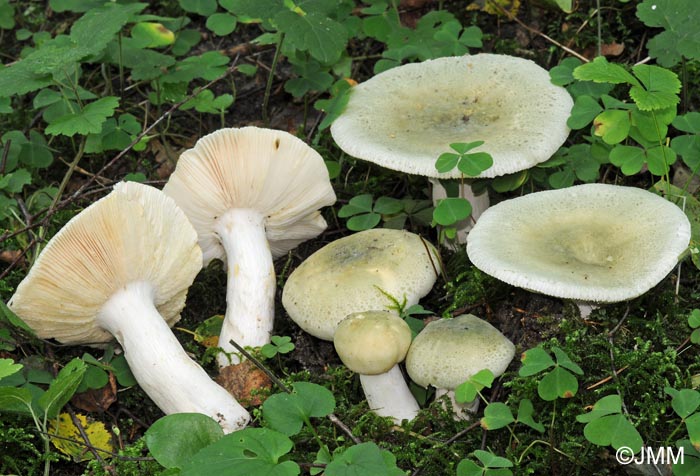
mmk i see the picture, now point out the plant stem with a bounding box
[262,33,285,125]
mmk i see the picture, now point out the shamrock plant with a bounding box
[519,346,583,401]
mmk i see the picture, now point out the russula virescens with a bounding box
[405,314,515,419]
[9,182,250,432]
[333,310,416,422]
[466,183,692,315]
[163,126,336,366]
[330,54,573,242]
[282,228,440,422]
[282,228,439,341]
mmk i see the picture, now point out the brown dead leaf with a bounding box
[0,250,23,265]
[71,372,117,413]
[600,42,624,57]
[216,360,272,407]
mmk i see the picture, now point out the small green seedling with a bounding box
[480,399,545,433]
[338,193,403,231]
[576,394,643,453]
[260,335,295,359]
[519,346,583,401]
[435,141,493,177]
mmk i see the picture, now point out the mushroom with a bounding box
[162,127,336,366]
[466,183,692,316]
[9,182,250,432]
[330,54,573,243]
[282,228,440,340]
[333,311,416,423]
[405,314,515,419]
[282,228,440,422]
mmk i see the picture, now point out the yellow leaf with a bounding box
[49,413,113,462]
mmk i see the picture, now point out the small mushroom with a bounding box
[9,182,250,432]
[163,127,336,366]
[333,311,417,423]
[282,229,440,423]
[405,314,515,419]
[466,183,692,315]
[331,54,573,242]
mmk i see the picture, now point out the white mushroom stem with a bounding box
[435,388,480,421]
[576,301,599,318]
[97,281,250,433]
[214,208,276,367]
[430,179,490,248]
[359,365,420,423]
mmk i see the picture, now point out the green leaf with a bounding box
[326,442,404,476]
[49,0,104,12]
[262,382,335,436]
[610,145,645,175]
[70,3,146,55]
[576,394,622,423]
[0,169,32,194]
[435,152,460,173]
[583,414,643,452]
[180,428,300,476]
[550,57,581,86]
[275,10,348,64]
[206,13,238,36]
[131,22,176,48]
[338,194,374,217]
[315,79,352,131]
[0,387,34,413]
[689,309,700,329]
[538,367,578,401]
[145,413,224,469]
[455,369,494,404]
[179,0,217,16]
[516,399,545,433]
[567,95,603,129]
[664,387,700,419]
[573,56,640,88]
[473,450,514,469]
[373,196,403,215]
[645,145,676,176]
[162,52,230,83]
[593,110,630,144]
[686,412,700,450]
[551,347,583,375]
[433,197,471,226]
[518,347,555,377]
[45,97,120,137]
[629,64,681,111]
[0,300,35,335]
[0,358,22,380]
[38,358,87,418]
[19,130,53,168]
[457,152,493,177]
[673,112,700,134]
[480,402,515,430]
[636,0,700,67]
[0,0,14,30]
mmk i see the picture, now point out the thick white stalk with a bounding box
[359,365,420,423]
[97,281,250,433]
[215,208,275,366]
[575,301,599,318]
[430,178,490,248]
[435,387,479,421]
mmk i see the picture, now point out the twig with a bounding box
[328,413,362,444]
[607,306,631,415]
[65,405,115,475]
[0,138,10,175]
[487,0,590,63]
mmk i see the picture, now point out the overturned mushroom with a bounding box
[331,54,573,242]
[163,127,336,366]
[466,183,692,314]
[9,182,250,432]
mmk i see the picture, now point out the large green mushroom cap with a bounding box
[330,54,573,179]
[406,314,515,390]
[282,228,439,340]
[466,183,692,303]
